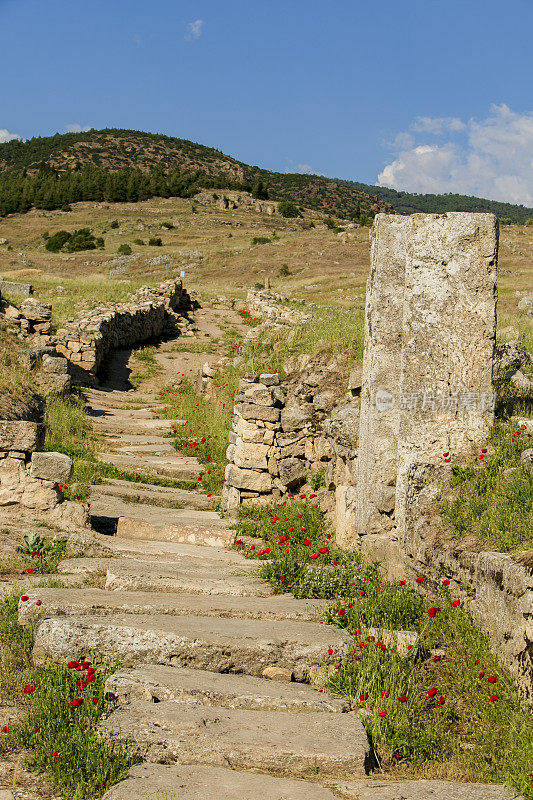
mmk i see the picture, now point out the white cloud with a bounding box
[66,124,91,133]
[377,104,533,205]
[0,128,21,143]
[186,19,204,40]
[411,116,466,135]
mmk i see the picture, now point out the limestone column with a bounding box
[394,212,498,534]
[354,214,410,534]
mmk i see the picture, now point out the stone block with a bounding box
[281,404,312,432]
[226,464,272,493]
[42,355,69,374]
[244,385,276,406]
[30,451,74,484]
[237,403,280,423]
[233,442,270,470]
[259,373,280,386]
[0,420,44,452]
[278,457,307,489]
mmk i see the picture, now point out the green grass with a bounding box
[159,378,232,493]
[438,421,533,551]
[0,594,136,799]
[129,346,161,388]
[235,498,533,798]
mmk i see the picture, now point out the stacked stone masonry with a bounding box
[55,278,191,382]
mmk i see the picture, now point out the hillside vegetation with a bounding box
[2,128,532,222]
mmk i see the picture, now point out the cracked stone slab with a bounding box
[332,778,525,800]
[105,664,349,712]
[92,479,220,510]
[100,699,371,778]
[102,763,339,800]
[32,613,351,680]
[98,452,201,481]
[19,588,327,626]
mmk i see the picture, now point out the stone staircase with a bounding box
[17,314,522,800]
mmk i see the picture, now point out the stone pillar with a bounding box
[355,215,410,534]
[395,212,498,533]
[355,212,498,537]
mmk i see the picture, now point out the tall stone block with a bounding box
[395,212,498,533]
[355,215,410,535]
[355,212,498,537]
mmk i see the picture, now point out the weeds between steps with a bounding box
[45,394,197,499]
[0,595,136,799]
[234,499,533,798]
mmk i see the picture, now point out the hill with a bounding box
[0,128,531,223]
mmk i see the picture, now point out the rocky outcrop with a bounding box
[55,278,191,383]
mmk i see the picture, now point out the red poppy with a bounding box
[302,539,311,546]
[489,694,498,702]
[92,696,99,705]
[318,547,329,554]
[24,685,35,694]
[416,576,424,583]
[487,676,497,684]
[338,608,345,616]
[367,636,375,642]
[26,568,34,574]
[433,655,442,662]
[398,695,407,703]
[452,599,461,608]
[67,661,80,669]
[70,698,83,707]
[378,710,387,717]
[327,648,333,655]
[381,690,390,698]
[399,580,406,586]
[426,687,437,698]
[478,671,485,679]
[20,596,29,602]
[442,579,450,587]
[359,692,368,701]
[428,606,441,618]
[2,726,12,733]
[310,553,319,559]
[359,590,366,597]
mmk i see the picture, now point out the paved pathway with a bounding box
[19,302,522,799]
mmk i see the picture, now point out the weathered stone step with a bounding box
[19,587,326,627]
[97,452,201,481]
[102,764,338,800]
[58,556,269,596]
[91,417,182,434]
[33,613,351,679]
[100,700,371,778]
[333,779,524,800]
[106,665,349,712]
[89,495,232,546]
[91,478,219,510]
[60,540,252,566]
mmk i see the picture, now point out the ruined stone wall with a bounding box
[56,279,191,382]
[246,290,311,327]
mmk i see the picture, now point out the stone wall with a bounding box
[56,278,191,383]
[246,290,311,328]
[0,278,33,297]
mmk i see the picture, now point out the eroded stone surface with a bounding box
[100,699,371,778]
[333,778,524,800]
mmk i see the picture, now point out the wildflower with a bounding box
[70,698,84,708]
[338,608,345,616]
[359,590,366,597]
[426,687,437,699]
[487,676,497,684]
[433,655,442,662]
[478,671,485,679]
[303,539,311,546]
[367,635,375,642]
[24,685,35,694]
[327,648,334,655]
[2,726,13,733]
[442,579,450,587]
[399,580,406,586]
[378,710,387,717]
[36,600,42,606]
[235,540,242,546]
[416,576,424,584]
[67,661,80,669]
[381,690,390,698]
[359,692,368,701]
[489,694,498,702]
[92,696,99,705]
[428,606,441,618]
[452,599,461,608]
[310,553,319,559]
[398,695,407,703]
[20,596,29,602]
[26,568,33,574]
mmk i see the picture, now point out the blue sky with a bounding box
[1,0,532,204]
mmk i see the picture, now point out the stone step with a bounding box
[111,443,177,455]
[100,539,253,565]
[19,587,326,627]
[58,556,269,597]
[32,613,351,680]
[102,764,338,800]
[91,417,183,435]
[100,699,371,778]
[332,779,524,800]
[106,664,349,712]
[89,495,232,546]
[97,452,201,481]
[91,479,219,510]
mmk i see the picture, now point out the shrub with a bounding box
[254,282,265,290]
[309,467,326,489]
[64,228,99,252]
[524,218,533,226]
[45,230,71,252]
[278,263,290,277]
[252,236,271,245]
[277,200,300,218]
[133,238,144,246]
[161,221,174,229]
[148,236,162,246]
[60,204,71,212]
[109,220,119,229]
[499,218,513,225]
[117,244,132,255]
